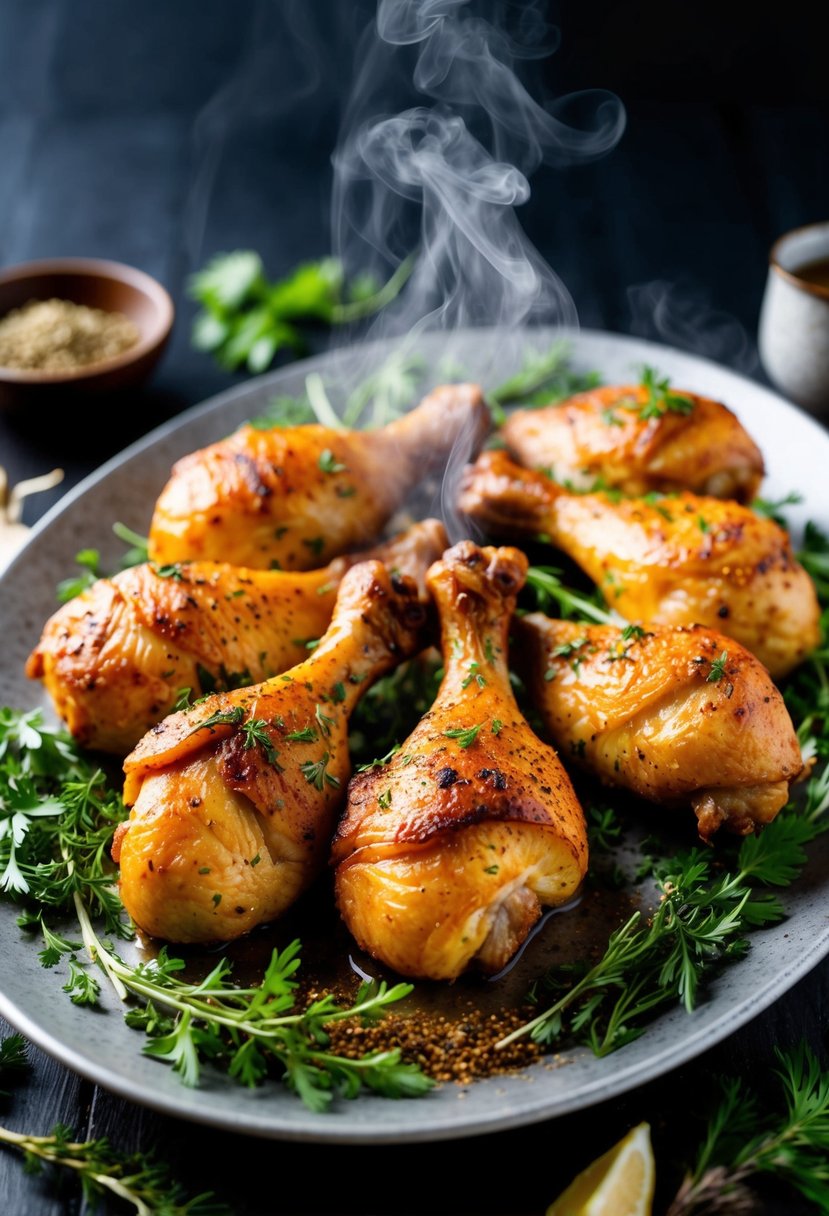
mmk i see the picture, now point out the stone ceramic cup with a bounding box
[758,220,829,417]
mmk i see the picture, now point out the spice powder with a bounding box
[0,298,140,371]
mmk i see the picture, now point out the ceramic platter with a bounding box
[1,328,827,1144]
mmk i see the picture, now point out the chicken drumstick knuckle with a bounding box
[333,541,588,982]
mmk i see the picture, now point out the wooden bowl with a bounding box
[0,258,174,410]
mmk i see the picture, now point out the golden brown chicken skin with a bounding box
[503,383,764,502]
[148,384,490,569]
[114,562,428,943]
[333,542,588,982]
[26,520,447,755]
[515,614,804,840]
[459,451,821,679]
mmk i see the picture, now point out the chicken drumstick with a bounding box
[27,520,447,754]
[148,383,489,569]
[459,451,820,679]
[333,542,588,982]
[515,614,804,840]
[114,561,428,943]
[503,383,764,502]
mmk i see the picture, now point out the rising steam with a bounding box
[330,0,625,534]
[332,0,625,347]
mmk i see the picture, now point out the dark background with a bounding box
[1,2,828,1213]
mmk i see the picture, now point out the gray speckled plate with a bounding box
[1,328,828,1144]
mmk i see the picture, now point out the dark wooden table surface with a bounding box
[1,4,828,1213]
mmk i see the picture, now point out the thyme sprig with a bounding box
[498,799,828,1055]
[488,341,602,421]
[667,1045,829,1214]
[0,1127,228,1216]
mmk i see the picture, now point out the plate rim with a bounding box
[2,324,828,1143]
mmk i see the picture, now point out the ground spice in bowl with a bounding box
[0,297,140,371]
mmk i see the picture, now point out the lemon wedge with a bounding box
[546,1121,655,1216]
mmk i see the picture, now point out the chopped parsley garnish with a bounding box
[314,704,336,737]
[318,449,347,474]
[240,718,283,768]
[152,563,185,580]
[637,366,695,421]
[285,726,317,743]
[443,723,484,749]
[461,662,486,690]
[300,753,340,791]
[187,706,245,736]
[302,536,325,557]
[621,624,649,642]
[706,651,729,683]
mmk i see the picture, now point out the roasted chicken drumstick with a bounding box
[148,383,489,569]
[459,451,820,678]
[114,562,428,943]
[515,615,803,840]
[333,542,588,982]
[27,520,446,754]
[503,383,764,502]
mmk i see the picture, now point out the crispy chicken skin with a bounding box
[503,384,764,502]
[515,614,803,840]
[26,520,447,755]
[333,542,588,982]
[148,384,490,569]
[114,562,428,943]
[459,451,821,679]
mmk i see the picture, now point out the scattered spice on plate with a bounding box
[322,996,543,1084]
[0,298,140,371]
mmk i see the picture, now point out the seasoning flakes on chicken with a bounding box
[148,383,489,569]
[503,383,764,502]
[516,614,804,840]
[113,561,428,943]
[459,450,821,679]
[26,520,447,754]
[333,542,588,982]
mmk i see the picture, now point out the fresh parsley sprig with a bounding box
[0,1033,29,1097]
[667,1044,829,1214]
[189,251,414,374]
[70,931,431,1111]
[56,522,149,603]
[637,365,695,420]
[0,710,127,934]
